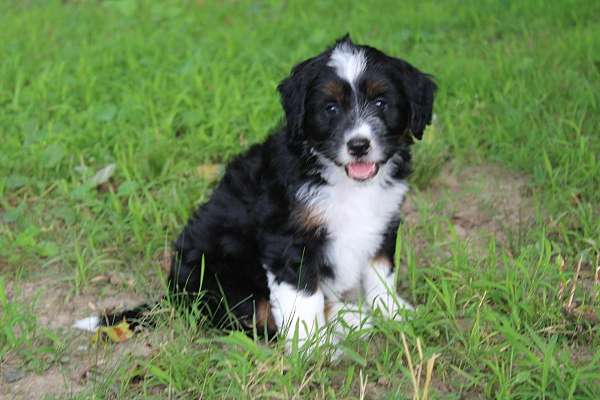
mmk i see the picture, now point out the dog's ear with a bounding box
[390,58,437,140]
[277,56,323,141]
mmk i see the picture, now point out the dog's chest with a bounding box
[305,180,407,299]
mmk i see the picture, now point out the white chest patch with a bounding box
[297,163,408,301]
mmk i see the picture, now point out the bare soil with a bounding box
[402,162,536,258]
[1,274,152,399]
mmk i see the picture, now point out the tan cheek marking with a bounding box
[371,255,393,268]
[239,298,276,334]
[324,301,333,321]
[292,204,325,232]
[255,298,277,333]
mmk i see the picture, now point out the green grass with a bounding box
[1,0,599,398]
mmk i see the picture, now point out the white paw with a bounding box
[266,272,326,354]
[283,319,327,355]
[372,294,414,320]
[326,300,372,339]
[363,258,414,320]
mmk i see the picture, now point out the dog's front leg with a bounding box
[266,271,326,353]
[363,256,413,319]
[362,221,413,319]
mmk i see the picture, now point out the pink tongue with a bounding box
[347,162,376,180]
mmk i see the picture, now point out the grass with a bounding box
[1,0,599,398]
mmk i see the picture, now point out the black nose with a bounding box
[347,137,371,157]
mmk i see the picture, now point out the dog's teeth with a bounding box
[73,316,100,332]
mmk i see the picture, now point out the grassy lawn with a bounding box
[1,0,599,398]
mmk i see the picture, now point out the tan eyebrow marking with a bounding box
[321,80,346,104]
[365,79,388,98]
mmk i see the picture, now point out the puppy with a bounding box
[74,35,436,351]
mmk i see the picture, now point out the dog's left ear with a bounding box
[277,56,323,141]
[391,58,437,140]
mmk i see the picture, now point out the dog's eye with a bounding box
[373,99,387,109]
[325,104,339,115]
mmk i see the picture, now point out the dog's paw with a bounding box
[372,294,414,321]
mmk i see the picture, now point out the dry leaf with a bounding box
[90,163,116,187]
[90,274,110,284]
[93,321,134,343]
[196,163,223,181]
[239,132,247,147]
[160,248,172,273]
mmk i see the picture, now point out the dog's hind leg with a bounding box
[266,271,326,353]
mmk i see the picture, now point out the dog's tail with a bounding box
[72,301,160,333]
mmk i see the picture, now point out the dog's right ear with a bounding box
[277,56,323,141]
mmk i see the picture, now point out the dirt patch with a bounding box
[1,273,155,400]
[2,367,82,400]
[1,335,158,400]
[4,273,146,330]
[402,162,536,257]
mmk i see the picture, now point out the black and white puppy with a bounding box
[75,35,436,350]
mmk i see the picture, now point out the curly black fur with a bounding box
[96,35,436,338]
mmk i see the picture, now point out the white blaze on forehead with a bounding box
[327,43,366,88]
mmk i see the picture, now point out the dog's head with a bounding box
[278,35,436,182]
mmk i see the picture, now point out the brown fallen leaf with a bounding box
[90,273,134,288]
[196,163,223,182]
[93,321,134,343]
[160,248,172,273]
[90,274,110,284]
[239,132,248,147]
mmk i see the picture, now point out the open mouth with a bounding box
[345,161,379,181]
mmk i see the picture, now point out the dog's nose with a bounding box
[347,137,371,157]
